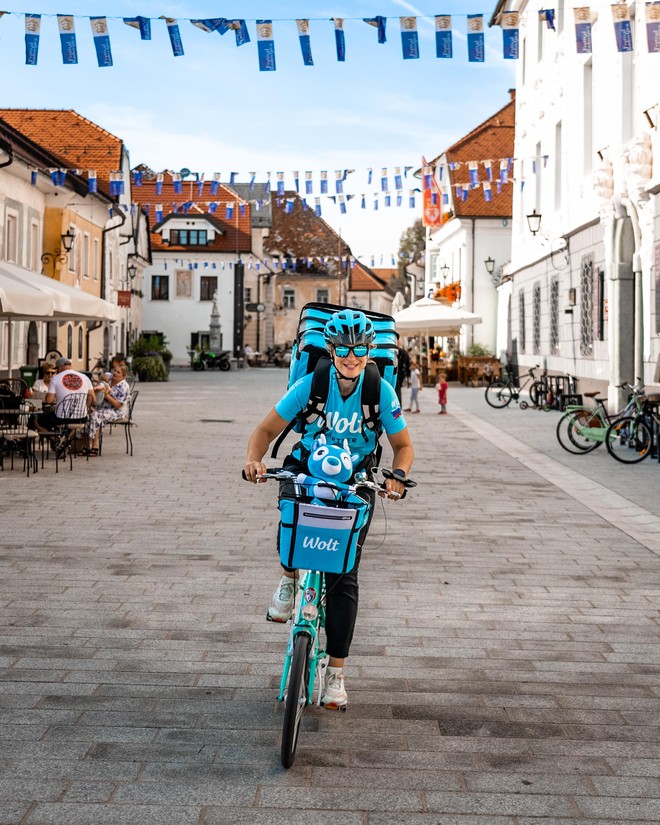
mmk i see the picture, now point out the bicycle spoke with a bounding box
[605,416,653,464]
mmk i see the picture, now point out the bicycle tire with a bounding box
[281,632,310,769]
[529,380,548,408]
[485,381,513,408]
[556,409,600,454]
[605,416,653,464]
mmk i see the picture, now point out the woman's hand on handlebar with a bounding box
[244,459,268,483]
[380,477,405,501]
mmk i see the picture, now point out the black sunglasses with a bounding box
[333,344,369,358]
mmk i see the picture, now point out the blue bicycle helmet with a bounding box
[323,309,375,348]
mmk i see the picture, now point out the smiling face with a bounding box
[330,345,370,381]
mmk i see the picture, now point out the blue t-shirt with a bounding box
[275,366,407,461]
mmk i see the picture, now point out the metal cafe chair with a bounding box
[0,398,38,476]
[39,392,91,472]
[100,390,139,457]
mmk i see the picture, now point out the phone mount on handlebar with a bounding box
[380,468,417,488]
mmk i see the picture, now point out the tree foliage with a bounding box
[390,218,426,294]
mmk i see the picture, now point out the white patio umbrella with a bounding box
[393,296,482,336]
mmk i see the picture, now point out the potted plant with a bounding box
[130,334,171,382]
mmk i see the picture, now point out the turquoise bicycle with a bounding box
[252,467,415,768]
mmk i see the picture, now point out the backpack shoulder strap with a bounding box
[271,357,331,458]
[361,361,382,433]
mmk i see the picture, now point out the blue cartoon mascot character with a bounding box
[296,434,359,503]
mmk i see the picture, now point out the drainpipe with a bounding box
[100,207,127,362]
[470,217,476,348]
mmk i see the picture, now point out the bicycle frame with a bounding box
[277,569,327,707]
[564,389,643,445]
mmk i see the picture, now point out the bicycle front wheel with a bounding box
[605,416,653,464]
[530,380,549,408]
[485,381,513,408]
[281,633,310,769]
[556,409,600,454]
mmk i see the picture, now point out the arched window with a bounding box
[67,325,73,359]
[78,326,84,359]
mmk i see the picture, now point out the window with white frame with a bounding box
[533,283,541,355]
[29,219,39,270]
[93,238,99,280]
[283,288,296,309]
[519,290,526,352]
[550,279,560,355]
[5,212,18,263]
[68,227,77,273]
[580,255,594,356]
[316,289,329,304]
[83,233,90,278]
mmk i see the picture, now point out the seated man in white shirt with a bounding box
[36,357,95,432]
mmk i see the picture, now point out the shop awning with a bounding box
[394,296,482,337]
[0,261,119,322]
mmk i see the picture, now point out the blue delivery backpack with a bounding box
[278,492,371,574]
[271,302,400,464]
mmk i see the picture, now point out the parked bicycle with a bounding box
[604,392,660,464]
[484,365,548,409]
[244,467,415,768]
[555,382,645,455]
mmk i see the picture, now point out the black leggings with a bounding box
[278,456,376,659]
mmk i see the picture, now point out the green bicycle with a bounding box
[252,468,415,768]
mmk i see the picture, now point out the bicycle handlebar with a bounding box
[241,467,417,498]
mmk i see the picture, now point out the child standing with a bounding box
[435,372,448,414]
[405,362,422,413]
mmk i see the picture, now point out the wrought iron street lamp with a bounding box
[526,209,542,236]
[41,230,76,277]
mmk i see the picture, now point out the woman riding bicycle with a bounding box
[244,308,414,710]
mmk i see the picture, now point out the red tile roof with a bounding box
[350,263,395,294]
[0,108,123,199]
[131,178,251,253]
[429,94,515,219]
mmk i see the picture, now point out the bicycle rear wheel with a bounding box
[485,381,513,408]
[281,632,310,769]
[529,380,549,408]
[605,416,653,464]
[556,409,601,454]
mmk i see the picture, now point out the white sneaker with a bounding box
[321,666,347,710]
[267,575,295,622]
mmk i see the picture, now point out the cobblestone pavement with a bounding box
[0,370,658,825]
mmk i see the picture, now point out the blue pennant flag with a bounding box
[364,16,386,43]
[409,192,416,208]
[133,170,143,186]
[123,16,151,40]
[209,202,218,214]
[277,172,285,195]
[30,169,37,186]
[229,20,250,46]
[50,170,59,187]
[400,17,419,59]
[182,201,192,214]
[293,171,300,192]
[435,15,452,58]
[209,173,220,195]
[381,168,389,192]
[469,162,479,188]
[501,11,519,59]
[484,161,493,181]
[305,171,313,194]
[58,15,78,64]
[230,172,238,184]
[320,171,328,194]
[647,2,660,53]
[196,175,204,196]
[367,168,373,185]
[156,174,163,195]
[394,168,403,191]
[297,19,314,65]
[467,15,485,62]
[335,171,344,194]
[240,203,246,217]
[172,173,182,194]
[90,17,113,67]
[361,195,366,209]
[191,18,226,34]
[265,175,271,193]
[540,9,556,31]
[225,202,234,220]
[162,17,184,56]
[612,4,633,52]
[285,198,295,214]
[155,204,163,222]
[25,14,41,65]
[256,20,276,71]
[384,193,391,207]
[250,173,256,190]
[88,170,97,193]
[373,197,379,211]
[110,172,124,196]
[574,8,592,54]
[333,18,345,61]
[397,193,402,207]
[315,197,321,217]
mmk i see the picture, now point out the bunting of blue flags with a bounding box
[256,20,276,71]
[90,16,112,66]
[57,15,77,64]
[25,13,40,65]
[297,19,313,65]
[12,10,660,68]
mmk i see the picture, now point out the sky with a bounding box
[1,1,515,262]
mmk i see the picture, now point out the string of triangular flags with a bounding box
[157,250,411,273]
[14,5,660,68]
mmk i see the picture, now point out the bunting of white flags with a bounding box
[9,9,660,68]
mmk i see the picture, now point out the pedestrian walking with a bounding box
[436,372,448,414]
[405,361,421,413]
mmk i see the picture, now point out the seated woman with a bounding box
[29,361,56,401]
[84,363,130,456]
